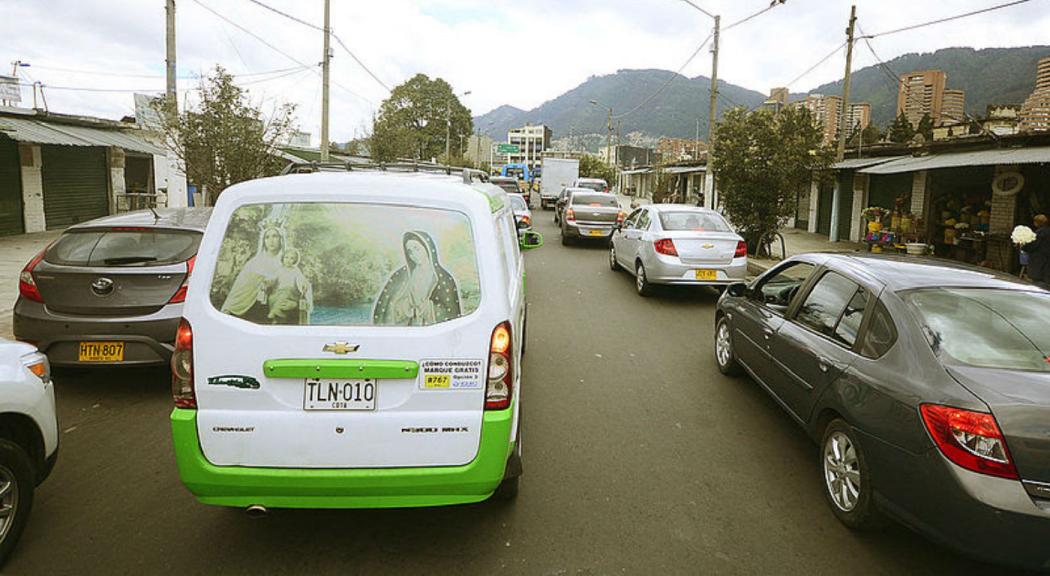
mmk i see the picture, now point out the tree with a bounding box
[157,66,296,205]
[370,74,472,163]
[847,123,881,148]
[713,106,834,254]
[915,113,934,141]
[888,111,915,143]
[579,154,616,184]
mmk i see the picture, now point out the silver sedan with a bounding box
[609,204,747,296]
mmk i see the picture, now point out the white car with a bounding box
[573,177,608,193]
[0,339,57,567]
[170,168,540,511]
[610,204,747,296]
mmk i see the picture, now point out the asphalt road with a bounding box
[7,212,1025,575]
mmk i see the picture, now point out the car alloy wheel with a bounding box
[635,263,652,296]
[715,320,732,368]
[824,431,861,512]
[0,464,18,546]
[609,245,619,271]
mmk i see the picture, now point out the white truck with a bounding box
[539,157,579,210]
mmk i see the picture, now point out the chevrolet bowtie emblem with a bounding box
[323,342,359,355]
[702,243,715,249]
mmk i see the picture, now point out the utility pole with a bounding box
[706,15,720,209]
[320,0,331,162]
[165,0,177,108]
[829,4,857,243]
[445,101,452,165]
[605,107,613,165]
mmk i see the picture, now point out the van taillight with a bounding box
[18,248,47,303]
[168,255,196,304]
[171,318,196,409]
[654,238,678,256]
[485,321,513,410]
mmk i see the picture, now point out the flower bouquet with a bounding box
[1012,225,1037,246]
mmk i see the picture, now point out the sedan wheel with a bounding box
[714,317,741,376]
[609,245,620,271]
[0,439,34,567]
[820,420,885,530]
[635,262,653,296]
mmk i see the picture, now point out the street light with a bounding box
[589,99,614,166]
[446,89,472,164]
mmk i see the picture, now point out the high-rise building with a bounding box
[942,89,966,125]
[506,124,552,169]
[769,87,789,105]
[897,70,947,126]
[844,103,871,133]
[798,94,842,143]
[1020,56,1050,133]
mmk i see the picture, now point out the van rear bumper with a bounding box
[170,408,514,509]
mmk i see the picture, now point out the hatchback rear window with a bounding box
[210,203,481,326]
[46,229,200,267]
[571,193,617,207]
[577,180,606,192]
[905,288,1050,371]
[659,212,731,232]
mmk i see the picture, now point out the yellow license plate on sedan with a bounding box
[695,270,718,281]
[588,230,605,237]
[78,341,125,362]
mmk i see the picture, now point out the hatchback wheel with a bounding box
[609,245,620,271]
[821,419,885,530]
[0,439,34,568]
[635,262,653,296]
[714,316,741,376]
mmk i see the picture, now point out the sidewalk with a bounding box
[0,231,62,339]
[747,228,866,276]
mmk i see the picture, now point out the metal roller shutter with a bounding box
[42,145,108,230]
[0,136,24,236]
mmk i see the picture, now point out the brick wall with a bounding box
[910,170,927,215]
[987,165,1020,271]
[18,143,45,233]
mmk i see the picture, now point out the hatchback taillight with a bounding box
[171,318,196,409]
[566,208,576,222]
[168,255,196,304]
[920,404,1018,480]
[485,321,513,410]
[654,238,678,256]
[18,249,47,303]
[735,241,747,258]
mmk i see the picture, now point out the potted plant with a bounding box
[862,207,887,233]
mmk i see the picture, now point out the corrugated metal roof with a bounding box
[622,167,652,175]
[831,156,905,170]
[664,165,706,174]
[0,116,166,155]
[859,147,1050,175]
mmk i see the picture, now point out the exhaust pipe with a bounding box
[245,504,268,518]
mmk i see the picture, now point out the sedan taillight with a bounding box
[18,248,47,303]
[485,321,513,410]
[654,238,678,256]
[566,208,576,222]
[735,241,747,258]
[920,404,1018,480]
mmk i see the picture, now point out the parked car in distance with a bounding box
[574,177,608,193]
[714,254,1050,571]
[610,205,746,296]
[507,193,532,231]
[171,169,534,512]
[558,190,623,246]
[491,176,528,205]
[14,208,211,367]
[0,339,58,568]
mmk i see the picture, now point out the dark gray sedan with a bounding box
[714,253,1050,570]
[14,208,211,367]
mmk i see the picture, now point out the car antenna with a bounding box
[149,206,161,221]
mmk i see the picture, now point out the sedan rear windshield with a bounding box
[571,193,618,207]
[659,212,731,232]
[45,229,200,267]
[577,181,606,192]
[904,288,1050,372]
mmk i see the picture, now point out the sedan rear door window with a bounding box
[859,299,897,358]
[794,272,860,340]
[659,212,731,232]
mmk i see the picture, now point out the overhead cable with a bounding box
[190,0,315,69]
[781,41,847,89]
[724,0,787,31]
[859,0,1032,39]
[676,0,716,19]
[610,32,714,120]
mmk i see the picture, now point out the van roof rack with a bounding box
[280,161,492,186]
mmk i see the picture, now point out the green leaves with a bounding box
[371,74,473,163]
[713,107,834,253]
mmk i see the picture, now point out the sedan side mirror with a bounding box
[726,282,748,298]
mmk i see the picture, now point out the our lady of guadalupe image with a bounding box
[372,230,463,326]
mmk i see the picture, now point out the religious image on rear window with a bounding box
[210,203,480,326]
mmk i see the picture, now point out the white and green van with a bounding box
[169,169,540,509]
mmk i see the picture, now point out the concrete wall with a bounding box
[18,143,45,233]
[910,170,928,215]
[107,146,125,214]
[155,152,187,208]
[850,173,868,242]
[807,177,819,233]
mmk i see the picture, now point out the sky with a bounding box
[2,0,1049,143]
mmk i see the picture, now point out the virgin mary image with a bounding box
[220,221,286,323]
[372,230,462,326]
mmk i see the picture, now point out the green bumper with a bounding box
[170,408,514,509]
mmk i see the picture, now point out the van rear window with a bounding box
[210,203,481,326]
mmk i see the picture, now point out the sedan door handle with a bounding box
[817,357,832,373]
[762,328,775,340]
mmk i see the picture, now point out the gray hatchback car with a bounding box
[14,208,211,367]
[715,253,1050,570]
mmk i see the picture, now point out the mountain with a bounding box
[476,46,1050,144]
[803,46,1050,126]
[474,69,767,145]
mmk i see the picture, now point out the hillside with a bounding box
[476,46,1050,143]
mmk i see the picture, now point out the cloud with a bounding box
[2,0,1048,141]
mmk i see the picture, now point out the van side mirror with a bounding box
[726,282,748,298]
[519,230,544,250]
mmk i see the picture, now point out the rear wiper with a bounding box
[102,256,158,265]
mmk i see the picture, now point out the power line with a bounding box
[27,63,310,80]
[611,32,714,120]
[855,25,900,89]
[859,0,1033,39]
[331,34,391,92]
[244,0,323,31]
[190,0,315,69]
[724,0,787,31]
[20,66,317,95]
[781,40,847,89]
[676,0,715,20]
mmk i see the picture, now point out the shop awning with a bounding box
[831,156,905,170]
[622,167,652,175]
[0,116,167,155]
[663,165,706,174]
[859,146,1050,175]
